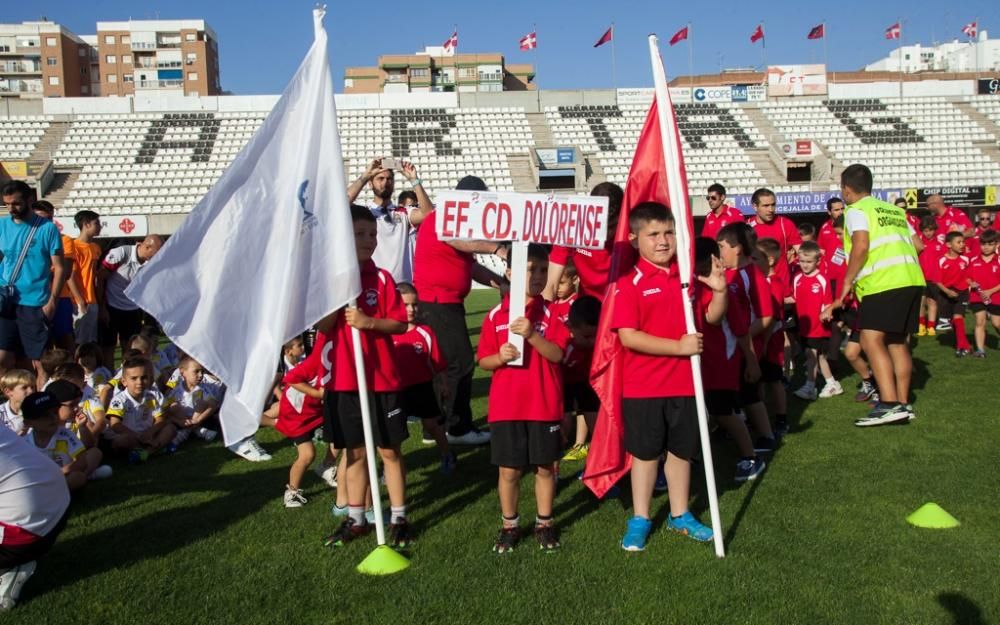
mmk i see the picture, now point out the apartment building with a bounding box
[345,47,535,94]
[0,21,95,98]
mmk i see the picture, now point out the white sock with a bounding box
[348,505,365,525]
[390,505,407,524]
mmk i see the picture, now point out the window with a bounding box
[81,85,89,94]
[411,68,429,77]
[104,35,115,44]
[106,55,116,64]
[187,72,198,81]
[123,75,134,83]
[46,57,57,66]
[123,55,132,64]
[107,74,117,83]
[185,52,197,64]
[78,48,86,57]
[45,37,57,47]
[185,33,196,41]
[189,91,199,96]
[458,67,477,78]
[48,76,59,86]
[121,36,130,44]
[0,46,9,53]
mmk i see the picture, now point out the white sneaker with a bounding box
[793,383,817,400]
[228,437,272,462]
[446,429,491,445]
[88,465,113,481]
[818,381,844,398]
[314,464,337,489]
[195,427,217,442]
[0,560,37,611]
[283,486,307,508]
[171,428,191,446]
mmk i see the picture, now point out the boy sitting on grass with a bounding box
[0,369,35,435]
[22,383,107,491]
[106,357,176,463]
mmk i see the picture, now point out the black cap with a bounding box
[46,379,82,404]
[21,392,59,422]
[455,175,488,191]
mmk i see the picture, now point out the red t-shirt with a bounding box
[550,245,613,300]
[793,271,833,339]
[695,282,747,392]
[747,214,801,291]
[413,210,475,304]
[817,221,848,283]
[919,234,946,283]
[906,213,922,232]
[936,254,970,291]
[547,293,577,326]
[701,205,746,240]
[968,254,1000,304]
[611,257,694,398]
[393,325,445,388]
[728,263,773,358]
[478,295,569,422]
[319,260,407,392]
[561,341,593,385]
[275,353,324,439]
[934,207,973,244]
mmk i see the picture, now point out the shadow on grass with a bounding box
[937,592,988,625]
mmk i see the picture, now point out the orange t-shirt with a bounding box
[70,239,101,304]
[58,234,77,300]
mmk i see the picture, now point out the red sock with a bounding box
[918,315,927,327]
[954,317,971,350]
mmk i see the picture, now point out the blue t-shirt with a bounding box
[0,216,62,307]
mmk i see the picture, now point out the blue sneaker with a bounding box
[667,511,714,542]
[331,504,348,517]
[621,515,653,551]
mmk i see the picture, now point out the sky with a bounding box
[9,0,997,95]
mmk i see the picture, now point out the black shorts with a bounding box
[323,390,407,449]
[924,283,940,298]
[858,286,922,336]
[841,307,860,342]
[490,420,562,467]
[936,290,969,318]
[0,305,51,360]
[400,382,442,422]
[969,302,1000,315]
[738,360,763,406]
[99,305,144,348]
[0,510,68,569]
[621,396,699,461]
[704,390,740,417]
[563,381,600,414]
[800,337,830,351]
[760,359,783,383]
[288,427,320,445]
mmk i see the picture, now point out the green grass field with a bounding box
[6,290,998,625]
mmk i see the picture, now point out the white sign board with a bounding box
[767,64,828,97]
[436,190,609,364]
[54,215,149,238]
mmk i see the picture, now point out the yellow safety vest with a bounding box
[843,196,925,300]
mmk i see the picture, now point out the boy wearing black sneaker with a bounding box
[319,206,411,549]
[478,244,569,553]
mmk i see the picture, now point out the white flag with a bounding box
[126,7,360,446]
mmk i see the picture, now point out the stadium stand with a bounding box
[0,116,49,160]
[759,97,1000,187]
[545,103,769,194]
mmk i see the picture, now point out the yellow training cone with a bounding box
[357,545,410,575]
[906,503,960,529]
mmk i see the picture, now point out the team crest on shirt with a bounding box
[364,288,378,308]
[413,342,424,354]
[811,284,821,294]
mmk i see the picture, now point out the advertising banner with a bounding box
[767,64,828,97]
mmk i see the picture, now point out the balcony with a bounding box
[137,79,183,89]
[0,80,44,94]
[0,62,41,74]
[131,42,158,51]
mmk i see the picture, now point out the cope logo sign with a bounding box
[434,190,609,249]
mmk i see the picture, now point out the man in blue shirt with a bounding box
[0,181,65,382]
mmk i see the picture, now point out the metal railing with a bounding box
[137,79,183,89]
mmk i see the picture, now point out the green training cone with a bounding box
[906,503,960,529]
[357,545,410,575]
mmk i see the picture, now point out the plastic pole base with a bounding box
[356,545,410,576]
[906,502,960,529]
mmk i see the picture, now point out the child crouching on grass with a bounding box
[478,243,569,553]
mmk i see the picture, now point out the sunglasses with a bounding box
[706,195,720,201]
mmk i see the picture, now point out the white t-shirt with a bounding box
[106,387,164,434]
[0,426,70,540]
[102,244,146,310]
[369,202,416,284]
[26,428,86,467]
[164,382,219,419]
[0,402,23,435]
[846,208,917,236]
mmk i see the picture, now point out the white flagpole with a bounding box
[350,318,388,545]
[648,34,725,558]
[687,24,694,91]
[898,18,904,100]
[610,22,618,91]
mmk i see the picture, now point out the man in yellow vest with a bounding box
[826,164,925,427]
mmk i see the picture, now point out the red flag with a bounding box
[519,31,537,50]
[962,22,977,38]
[669,26,689,46]
[750,24,765,43]
[443,31,458,54]
[583,96,696,498]
[885,22,901,40]
[594,26,613,48]
[807,24,825,40]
